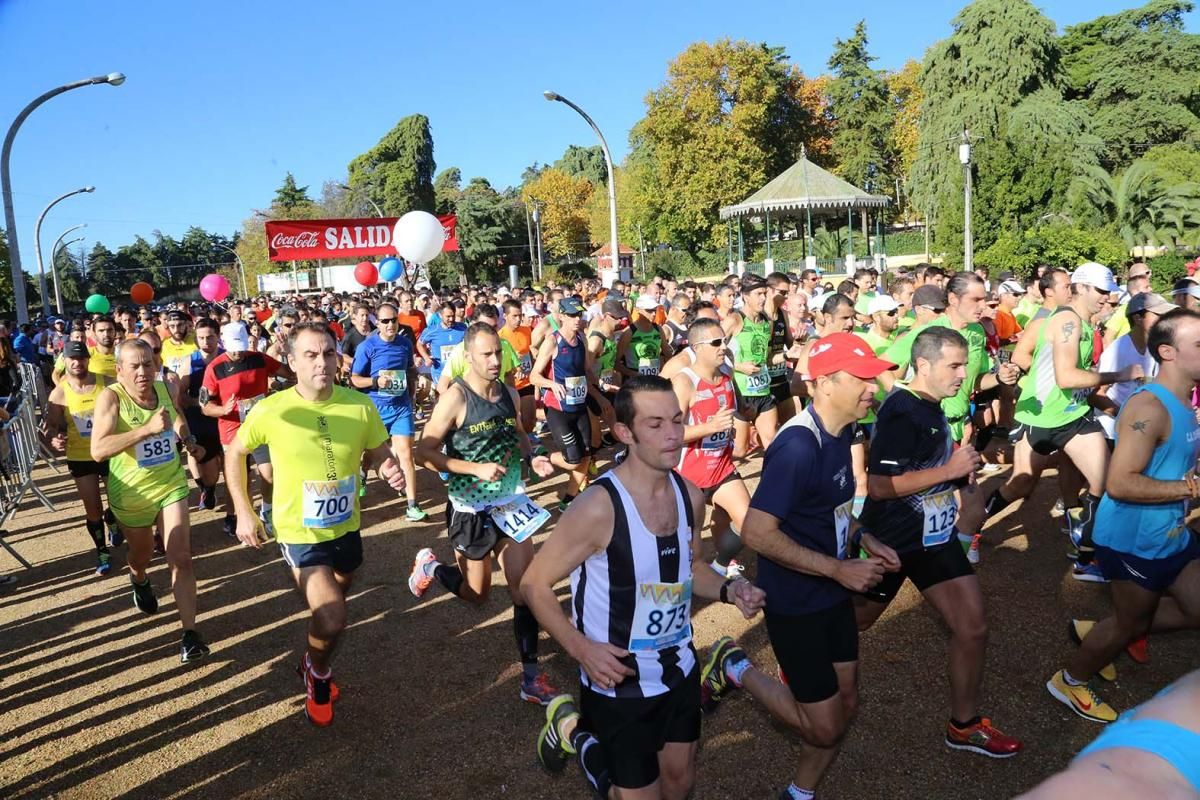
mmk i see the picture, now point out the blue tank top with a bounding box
[543,331,586,412]
[1094,383,1200,559]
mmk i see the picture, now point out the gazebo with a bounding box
[719,147,891,271]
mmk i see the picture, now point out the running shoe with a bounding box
[1046,670,1117,723]
[1071,562,1108,583]
[557,495,576,513]
[700,635,746,713]
[1067,619,1118,681]
[222,515,238,540]
[131,577,158,614]
[533,420,549,437]
[96,552,111,577]
[153,531,165,557]
[258,506,274,538]
[107,517,124,549]
[180,629,210,663]
[613,447,628,465]
[438,471,450,482]
[537,693,580,772]
[298,652,339,702]
[1050,498,1066,517]
[1126,635,1150,664]
[408,547,437,598]
[405,505,429,522]
[945,717,1023,758]
[304,668,334,727]
[600,432,617,449]
[965,534,981,566]
[979,462,1004,475]
[199,485,216,511]
[520,672,560,705]
[587,460,598,478]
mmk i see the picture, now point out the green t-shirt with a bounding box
[1013,297,1041,328]
[730,315,772,396]
[854,291,878,316]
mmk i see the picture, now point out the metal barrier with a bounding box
[0,362,60,568]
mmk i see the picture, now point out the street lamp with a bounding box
[212,242,249,299]
[49,222,87,314]
[959,130,973,272]
[337,183,384,218]
[543,90,621,288]
[35,186,94,316]
[1,72,125,323]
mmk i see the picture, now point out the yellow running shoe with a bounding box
[1046,670,1118,723]
[1068,619,1118,681]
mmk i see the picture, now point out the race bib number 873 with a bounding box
[629,579,692,651]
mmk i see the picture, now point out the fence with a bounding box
[0,362,59,569]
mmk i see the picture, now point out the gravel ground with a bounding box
[1,450,1197,800]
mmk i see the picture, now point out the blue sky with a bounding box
[0,0,1189,259]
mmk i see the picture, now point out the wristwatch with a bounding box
[183,434,198,447]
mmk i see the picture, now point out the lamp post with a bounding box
[212,243,249,299]
[543,91,620,288]
[35,186,94,316]
[49,223,86,314]
[337,183,384,218]
[1,72,125,323]
[959,130,973,272]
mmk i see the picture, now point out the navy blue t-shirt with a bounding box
[751,406,856,615]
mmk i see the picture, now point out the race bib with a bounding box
[833,499,854,559]
[489,494,550,543]
[1069,387,1092,407]
[439,344,455,365]
[237,394,265,422]
[72,412,94,439]
[922,489,958,548]
[629,579,692,651]
[519,352,533,373]
[745,366,771,394]
[768,361,788,378]
[301,476,356,528]
[377,369,407,395]
[169,356,188,376]
[136,431,176,468]
[702,425,733,452]
[599,369,617,388]
[564,375,587,406]
[637,358,661,376]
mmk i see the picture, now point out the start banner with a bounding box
[265,215,458,262]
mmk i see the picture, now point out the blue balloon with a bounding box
[379,257,403,282]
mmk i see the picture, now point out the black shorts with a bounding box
[735,392,776,422]
[278,530,363,575]
[517,384,536,398]
[868,541,975,604]
[68,459,109,479]
[1023,413,1103,456]
[579,669,701,790]
[770,376,792,404]
[701,469,742,504]
[974,387,1000,406]
[446,503,506,560]
[767,598,858,704]
[545,406,591,465]
[185,411,222,464]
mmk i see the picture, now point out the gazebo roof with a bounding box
[719,151,890,220]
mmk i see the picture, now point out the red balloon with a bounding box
[354,261,379,287]
[130,282,154,305]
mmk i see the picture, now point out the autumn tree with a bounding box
[522,168,593,259]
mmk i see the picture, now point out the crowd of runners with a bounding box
[12,260,1200,799]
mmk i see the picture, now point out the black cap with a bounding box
[63,341,89,359]
[912,284,947,311]
[601,296,629,319]
[558,297,585,316]
[166,310,189,322]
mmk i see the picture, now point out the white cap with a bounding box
[810,291,828,309]
[221,322,249,353]
[635,294,659,311]
[1071,262,1119,292]
[998,280,1026,296]
[867,294,900,314]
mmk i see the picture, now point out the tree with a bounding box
[790,73,836,167]
[273,173,312,211]
[522,168,593,259]
[434,167,462,215]
[347,114,436,215]
[554,145,608,185]
[1142,143,1200,185]
[586,166,644,254]
[52,246,85,304]
[454,177,524,283]
[826,21,894,191]
[887,59,922,215]
[85,242,116,295]
[1068,161,1200,248]
[627,39,816,253]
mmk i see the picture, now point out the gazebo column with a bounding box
[805,206,816,271]
[847,207,855,271]
[727,220,733,270]
[737,217,745,271]
[765,207,772,267]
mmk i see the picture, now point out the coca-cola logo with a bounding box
[270,231,320,249]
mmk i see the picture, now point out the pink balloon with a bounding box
[200,273,231,302]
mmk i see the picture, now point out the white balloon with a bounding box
[393,211,445,264]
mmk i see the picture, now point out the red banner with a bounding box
[265,215,458,262]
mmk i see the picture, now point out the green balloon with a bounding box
[84,294,110,314]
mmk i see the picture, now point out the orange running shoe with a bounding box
[298,653,340,702]
[945,717,1023,758]
[1126,635,1150,664]
[304,668,334,727]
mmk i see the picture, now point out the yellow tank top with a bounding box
[61,379,104,461]
[89,348,117,378]
[107,382,183,492]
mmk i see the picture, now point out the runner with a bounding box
[858,326,1022,756]
[43,341,118,574]
[407,321,559,704]
[585,295,628,449]
[436,303,519,395]
[160,311,198,378]
[701,333,899,800]
[339,303,375,379]
[89,338,208,662]
[726,274,779,454]
[417,300,466,395]
[499,298,537,433]
[1048,308,1200,721]
[530,297,592,510]
[982,263,1141,578]
[54,314,117,382]
[349,302,424,521]
[672,316,750,580]
[524,375,764,799]
[766,272,798,423]
[202,322,285,538]
[618,295,670,379]
[228,321,407,727]
[177,318,224,511]
[662,292,691,352]
[659,303,721,381]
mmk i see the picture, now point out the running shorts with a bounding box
[1094,535,1200,593]
[868,540,974,604]
[766,598,858,704]
[545,406,591,465]
[1024,413,1103,457]
[279,530,363,575]
[446,503,506,560]
[68,458,109,479]
[734,392,776,422]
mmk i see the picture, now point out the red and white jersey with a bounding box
[677,366,736,489]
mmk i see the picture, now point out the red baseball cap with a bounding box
[808,332,896,379]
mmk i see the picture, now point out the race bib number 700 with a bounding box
[301,476,356,528]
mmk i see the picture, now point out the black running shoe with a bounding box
[131,577,158,614]
[222,515,238,540]
[199,486,216,511]
[537,693,580,773]
[180,630,210,663]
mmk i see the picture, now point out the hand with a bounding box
[236,512,266,549]
[474,462,507,482]
[729,579,766,619]
[945,444,983,480]
[219,395,237,417]
[143,406,171,435]
[736,363,759,376]
[1118,364,1145,383]
[708,407,735,434]
[574,639,635,690]
[530,455,554,478]
[51,433,67,453]
[380,459,407,493]
[377,374,393,390]
[833,557,885,592]
[550,383,567,401]
[997,362,1020,385]
[183,441,204,460]
[860,533,901,572]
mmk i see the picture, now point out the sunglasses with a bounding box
[882,310,898,317]
[697,337,726,348]
[377,317,398,324]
